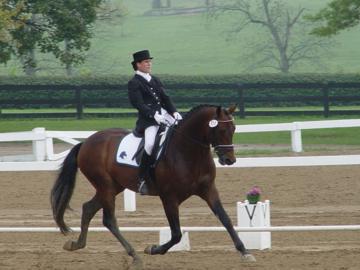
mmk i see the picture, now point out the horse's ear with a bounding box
[228,104,237,114]
[216,106,222,117]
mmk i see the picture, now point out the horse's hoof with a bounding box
[144,245,155,255]
[242,254,256,262]
[63,240,76,251]
[63,240,84,251]
[130,258,143,270]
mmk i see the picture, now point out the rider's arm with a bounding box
[153,76,176,115]
[128,80,155,119]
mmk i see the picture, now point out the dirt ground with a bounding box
[0,162,360,270]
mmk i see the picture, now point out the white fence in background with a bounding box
[236,118,360,152]
[1,119,360,211]
[1,119,360,170]
[0,127,95,170]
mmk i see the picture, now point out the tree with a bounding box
[0,0,24,63]
[38,0,102,76]
[97,0,128,37]
[0,0,102,76]
[307,0,360,36]
[208,0,331,73]
[152,0,161,9]
[0,1,20,41]
[11,13,42,75]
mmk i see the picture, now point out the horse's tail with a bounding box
[50,143,82,234]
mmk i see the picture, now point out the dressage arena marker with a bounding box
[237,200,271,250]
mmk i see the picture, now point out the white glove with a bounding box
[154,111,166,125]
[173,112,183,121]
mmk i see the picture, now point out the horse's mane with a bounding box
[178,104,218,128]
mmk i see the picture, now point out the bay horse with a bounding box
[51,104,256,269]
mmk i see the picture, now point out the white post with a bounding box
[45,137,54,161]
[159,228,191,252]
[32,127,46,161]
[237,200,271,250]
[124,189,136,212]
[291,122,303,152]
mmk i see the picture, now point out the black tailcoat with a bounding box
[128,74,176,133]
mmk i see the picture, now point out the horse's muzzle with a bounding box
[218,154,236,166]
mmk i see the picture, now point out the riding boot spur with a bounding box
[138,152,152,195]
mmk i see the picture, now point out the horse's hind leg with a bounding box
[101,192,143,269]
[63,194,102,251]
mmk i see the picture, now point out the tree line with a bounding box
[0,0,359,76]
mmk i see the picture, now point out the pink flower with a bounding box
[247,186,261,196]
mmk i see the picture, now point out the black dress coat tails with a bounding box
[128,74,177,134]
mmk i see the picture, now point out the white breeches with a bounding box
[144,125,158,155]
[144,108,175,155]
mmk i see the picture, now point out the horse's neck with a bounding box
[169,111,212,158]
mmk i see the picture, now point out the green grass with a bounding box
[1,0,359,76]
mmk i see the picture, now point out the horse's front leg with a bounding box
[145,196,182,255]
[200,184,256,262]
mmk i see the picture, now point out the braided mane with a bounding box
[180,104,218,125]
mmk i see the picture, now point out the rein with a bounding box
[169,124,210,149]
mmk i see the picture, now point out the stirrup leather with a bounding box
[138,180,149,195]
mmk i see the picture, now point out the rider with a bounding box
[128,49,182,195]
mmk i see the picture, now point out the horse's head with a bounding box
[209,105,237,165]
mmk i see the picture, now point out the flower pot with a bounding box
[247,194,260,204]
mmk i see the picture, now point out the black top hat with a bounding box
[131,50,153,64]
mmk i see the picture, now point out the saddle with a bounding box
[116,124,173,168]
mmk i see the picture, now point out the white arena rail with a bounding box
[216,155,360,168]
[236,118,360,152]
[1,119,360,170]
[0,128,96,171]
[1,225,360,233]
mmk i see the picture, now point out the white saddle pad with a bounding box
[116,133,142,167]
[116,126,170,167]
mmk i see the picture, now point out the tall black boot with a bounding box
[138,152,152,195]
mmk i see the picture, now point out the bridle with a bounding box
[209,118,235,155]
[167,116,235,153]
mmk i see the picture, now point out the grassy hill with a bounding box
[1,0,359,76]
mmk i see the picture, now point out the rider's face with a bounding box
[137,59,152,73]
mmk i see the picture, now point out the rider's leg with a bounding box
[138,125,158,195]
